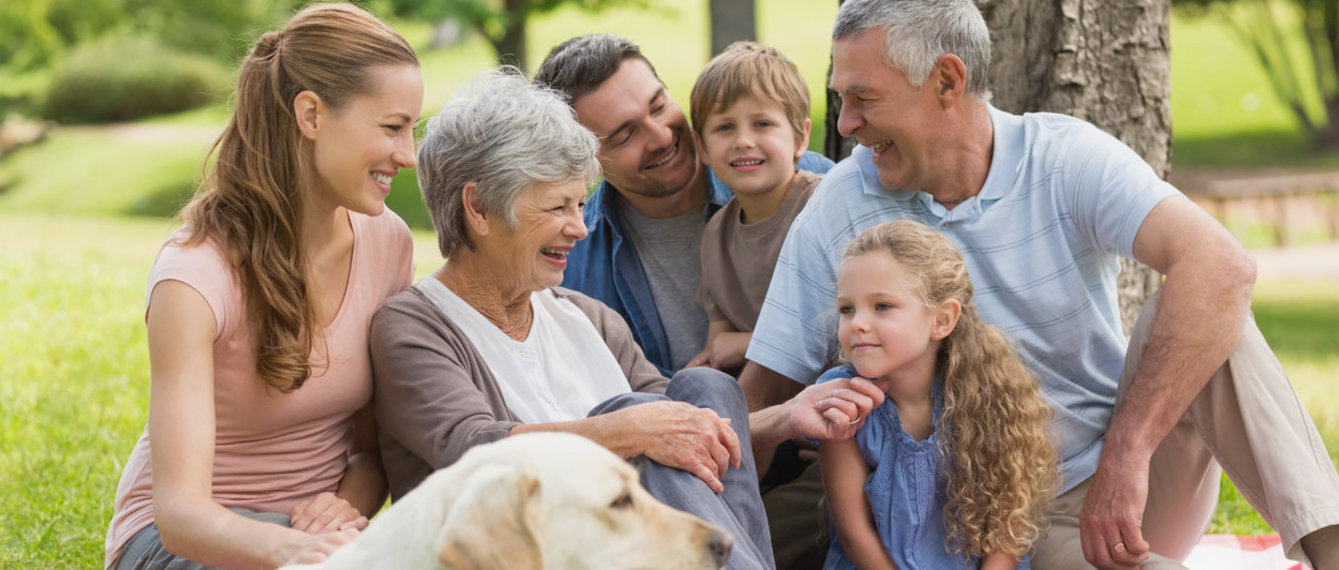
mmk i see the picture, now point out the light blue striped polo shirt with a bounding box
[748,105,1179,492]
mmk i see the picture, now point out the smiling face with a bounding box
[837,250,949,382]
[697,92,808,198]
[570,59,700,204]
[306,63,423,216]
[830,28,943,193]
[483,179,590,293]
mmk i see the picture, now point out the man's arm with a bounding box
[742,361,886,476]
[1080,196,1256,568]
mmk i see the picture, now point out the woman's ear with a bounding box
[293,90,323,141]
[932,298,962,340]
[461,181,490,238]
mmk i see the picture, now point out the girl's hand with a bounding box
[289,492,368,534]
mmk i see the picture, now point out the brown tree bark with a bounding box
[825,0,1170,333]
[709,0,757,56]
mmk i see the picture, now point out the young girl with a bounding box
[819,220,1058,570]
[105,4,421,568]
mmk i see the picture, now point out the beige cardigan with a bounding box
[369,285,669,500]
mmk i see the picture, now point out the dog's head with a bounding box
[435,432,732,570]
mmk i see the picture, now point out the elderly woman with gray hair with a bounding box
[368,68,774,570]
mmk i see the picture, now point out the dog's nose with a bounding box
[708,530,733,566]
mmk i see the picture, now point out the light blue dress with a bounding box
[820,365,1028,570]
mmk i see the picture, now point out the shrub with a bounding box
[41,36,230,124]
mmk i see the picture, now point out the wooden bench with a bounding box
[1169,167,1339,246]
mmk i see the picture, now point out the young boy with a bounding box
[687,41,821,374]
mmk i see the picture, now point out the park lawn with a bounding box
[1,213,1336,567]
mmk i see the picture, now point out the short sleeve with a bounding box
[1058,125,1180,259]
[146,235,238,340]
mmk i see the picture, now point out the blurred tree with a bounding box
[381,0,650,72]
[709,0,755,56]
[1,0,284,71]
[823,0,1170,329]
[1175,0,1339,150]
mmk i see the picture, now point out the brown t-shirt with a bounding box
[697,170,822,332]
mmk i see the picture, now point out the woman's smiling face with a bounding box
[484,179,590,293]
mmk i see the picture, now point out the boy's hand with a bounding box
[688,332,752,372]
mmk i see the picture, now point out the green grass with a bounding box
[0,213,1335,567]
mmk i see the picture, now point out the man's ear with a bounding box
[931,54,968,109]
[932,298,962,341]
[460,181,490,238]
[293,90,323,141]
[794,118,813,162]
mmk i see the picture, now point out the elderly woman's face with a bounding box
[487,178,589,292]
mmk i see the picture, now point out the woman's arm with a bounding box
[820,438,896,570]
[289,403,385,533]
[147,281,357,568]
[510,401,741,493]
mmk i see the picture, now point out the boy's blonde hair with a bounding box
[689,41,810,150]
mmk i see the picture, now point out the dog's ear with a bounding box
[437,464,542,570]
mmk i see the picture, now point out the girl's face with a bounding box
[836,251,953,381]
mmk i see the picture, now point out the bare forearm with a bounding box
[510,415,646,459]
[155,498,308,569]
[980,551,1018,570]
[1108,245,1255,461]
[335,451,387,518]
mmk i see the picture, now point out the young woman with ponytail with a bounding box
[818,220,1059,570]
[105,4,421,568]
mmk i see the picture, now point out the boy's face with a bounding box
[696,92,809,198]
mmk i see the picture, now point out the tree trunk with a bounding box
[825,0,1170,333]
[493,0,530,72]
[709,0,757,56]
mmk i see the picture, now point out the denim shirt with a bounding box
[562,151,834,376]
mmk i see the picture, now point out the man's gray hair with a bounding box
[833,0,992,95]
[416,67,601,257]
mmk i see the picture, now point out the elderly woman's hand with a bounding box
[609,401,742,493]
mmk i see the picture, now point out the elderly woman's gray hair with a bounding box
[417,67,602,257]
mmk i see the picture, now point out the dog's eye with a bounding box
[610,492,633,510]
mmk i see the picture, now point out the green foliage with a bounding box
[0,0,285,73]
[1173,0,1339,149]
[41,36,231,124]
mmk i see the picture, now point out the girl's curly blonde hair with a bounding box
[843,220,1059,560]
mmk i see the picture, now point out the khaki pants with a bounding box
[763,460,829,570]
[1033,291,1339,569]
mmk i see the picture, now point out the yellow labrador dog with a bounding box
[284,432,732,569]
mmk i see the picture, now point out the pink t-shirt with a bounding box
[104,210,413,566]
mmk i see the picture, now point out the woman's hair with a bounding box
[832,0,992,95]
[689,41,810,149]
[179,3,417,393]
[416,67,601,258]
[842,220,1058,560]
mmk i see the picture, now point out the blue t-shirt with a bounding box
[749,106,1179,493]
[818,365,1006,570]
